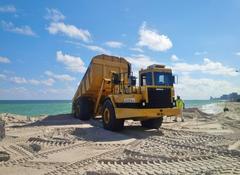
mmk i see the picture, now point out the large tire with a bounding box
[72,101,77,118]
[75,96,94,120]
[141,117,163,129]
[0,151,10,162]
[102,99,124,131]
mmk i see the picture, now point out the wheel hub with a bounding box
[103,108,110,124]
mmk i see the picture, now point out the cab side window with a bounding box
[141,72,152,85]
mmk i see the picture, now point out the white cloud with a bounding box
[0,85,76,100]
[235,52,240,56]
[194,51,207,55]
[45,8,65,22]
[170,54,179,62]
[130,47,144,53]
[65,40,81,46]
[56,51,86,73]
[0,87,33,100]
[126,54,158,70]
[41,78,55,86]
[176,76,240,100]
[39,86,75,99]
[105,41,124,48]
[10,76,27,84]
[9,76,55,86]
[1,20,36,36]
[2,70,14,74]
[173,58,238,76]
[28,79,40,85]
[137,22,172,52]
[47,22,91,42]
[83,44,110,54]
[45,71,75,81]
[66,41,110,54]
[0,5,16,13]
[0,74,6,80]
[0,56,10,63]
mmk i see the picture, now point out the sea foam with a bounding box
[200,103,223,115]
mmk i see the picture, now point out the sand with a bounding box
[0,102,239,175]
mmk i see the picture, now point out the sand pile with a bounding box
[216,102,240,131]
[184,107,214,119]
[0,113,44,126]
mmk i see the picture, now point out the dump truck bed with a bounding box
[73,54,130,102]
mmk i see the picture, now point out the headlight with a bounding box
[142,101,146,107]
[173,101,176,107]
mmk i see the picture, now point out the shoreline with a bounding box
[199,101,225,115]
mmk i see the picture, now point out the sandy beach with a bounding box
[0,102,239,175]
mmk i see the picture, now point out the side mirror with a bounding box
[129,76,136,86]
[112,73,121,85]
[172,75,178,84]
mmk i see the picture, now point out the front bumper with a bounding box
[115,107,180,119]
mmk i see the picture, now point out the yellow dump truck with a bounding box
[72,54,180,131]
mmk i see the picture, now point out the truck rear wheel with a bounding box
[102,100,124,131]
[75,97,93,120]
[141,117,163,129]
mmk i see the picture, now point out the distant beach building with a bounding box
[210,92,240,102]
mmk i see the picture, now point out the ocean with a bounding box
[0,100,222,116]
[0,100,72,116]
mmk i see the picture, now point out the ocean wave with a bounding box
[199,103,223,114]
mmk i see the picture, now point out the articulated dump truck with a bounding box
[72,54,180,131]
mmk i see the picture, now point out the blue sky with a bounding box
[0,0,240,100]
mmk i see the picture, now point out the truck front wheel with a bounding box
[102,100,124,131]
[141,117,163,129]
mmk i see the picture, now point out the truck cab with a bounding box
[139,64,176,108]
[140,64,175,86]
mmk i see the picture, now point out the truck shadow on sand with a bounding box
[12,114,83,127]
[11,114,164,141]
[29,114,82,126]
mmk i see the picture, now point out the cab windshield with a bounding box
[154,72,174,86]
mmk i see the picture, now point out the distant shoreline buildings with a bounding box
[210,92,240,102]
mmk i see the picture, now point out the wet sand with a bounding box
[0,102,239,175]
